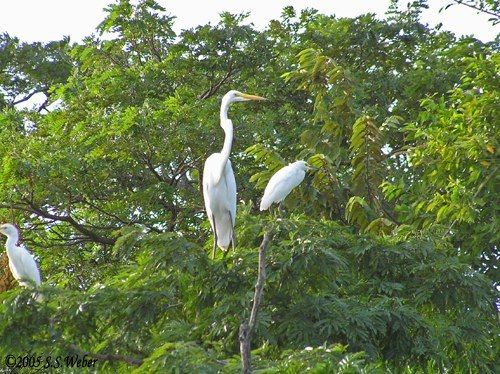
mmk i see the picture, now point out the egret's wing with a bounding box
[203,154,217,231]
[224,160,237,227]
[260,164,305,210]
[210,160,236,250]
[16,246,41,286]
[203,154,237,250]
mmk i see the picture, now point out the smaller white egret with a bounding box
[260,161,313,211]
[0,223,41,290]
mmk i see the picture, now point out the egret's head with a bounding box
[0,223,19,237]
[295,160,315,172]
[224,90,267,104]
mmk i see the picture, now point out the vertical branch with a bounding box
[239,230,273,374]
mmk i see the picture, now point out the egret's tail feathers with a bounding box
[216,238,231,251]
[215,214,233,250]
[260,199,272,211]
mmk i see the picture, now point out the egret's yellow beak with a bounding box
[237,92,267,101]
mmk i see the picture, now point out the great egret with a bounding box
[260,161,313,211]
[203,90,266,258]
[0,223,41,290]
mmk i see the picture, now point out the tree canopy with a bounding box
[0,0,498,372]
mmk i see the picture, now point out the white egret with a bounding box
[203,90,266,258]
[0,223,41,290]
[260,161,313,211]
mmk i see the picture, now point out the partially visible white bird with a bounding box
[260,161,312,211]
[0,223,41,290]
[203,90,267,258]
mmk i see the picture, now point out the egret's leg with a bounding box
[278,201,285,215]
[212,213,218,259]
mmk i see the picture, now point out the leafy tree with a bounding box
[0,0,497,372]
[0,33,71,111]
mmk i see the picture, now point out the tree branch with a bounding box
[37,95,50,113]
[239,229,273,374]
[11,88,46,106]
[81,198,130,226]
[448,0,500,20]
[198,64,236,100]
[146,35,163,62]
[24,202,115,245]
[48,319,144,367]
[143,153,171,184]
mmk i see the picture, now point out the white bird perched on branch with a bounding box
[203,90,267,258]
[260,161,313,211]
[0,223,41,291]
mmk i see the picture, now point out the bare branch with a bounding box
[239,229,273,374]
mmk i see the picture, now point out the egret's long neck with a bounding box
[5,233,19,255]
[219,98,233,163]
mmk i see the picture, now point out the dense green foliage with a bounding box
[0,0,498,372]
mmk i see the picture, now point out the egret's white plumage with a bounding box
[203,90,266,257]
[203,154,237,251]
[260,161,310,211]
[0,223,41,288]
